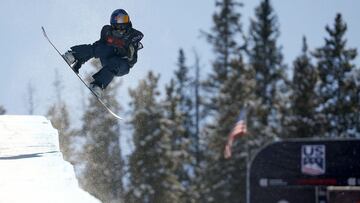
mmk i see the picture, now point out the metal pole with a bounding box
[246,131,250,203]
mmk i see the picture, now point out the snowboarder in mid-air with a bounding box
[62,9,144,97]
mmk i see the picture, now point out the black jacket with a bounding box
[96,24,143,67]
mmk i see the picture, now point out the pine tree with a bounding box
[26,81,36,115]
[286,37,318,138]
[162,49,198,202]
[313,13,360,137]
[80,60,124,202]
[191,50,204,201]
[126,71,182,203]
[193,50,202,166]
[0,105,6,115]
[247,0,287,140]
[162,79,192,202]
[200,0,253,202]
[173,49,194,138]
[202,0,244,152]
[47,103,72,156]
[46,70,73,161]
[203,0,243,104]
[202,56,253,203]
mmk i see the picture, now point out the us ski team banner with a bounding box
[249,139,360,203]
[301,144,326,176]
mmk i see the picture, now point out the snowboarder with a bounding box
[62,9,143,97]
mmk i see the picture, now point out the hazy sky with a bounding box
[1,0,360,121]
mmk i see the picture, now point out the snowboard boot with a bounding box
[90,82,103,98]
[62,51,82,74]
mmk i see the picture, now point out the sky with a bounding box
[1,0,360,122]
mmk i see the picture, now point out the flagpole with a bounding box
[246,132,250,203]
[245,104,250,203]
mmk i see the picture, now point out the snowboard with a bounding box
[41,26,122,120]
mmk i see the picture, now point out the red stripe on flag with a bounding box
[224,120,247,159]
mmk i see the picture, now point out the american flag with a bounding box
[224,109,247,159]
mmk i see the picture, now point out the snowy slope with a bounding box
[0,115,100,203]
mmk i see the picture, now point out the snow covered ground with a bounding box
[0,115,100,203]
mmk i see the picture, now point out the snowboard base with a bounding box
[41,26,122,120]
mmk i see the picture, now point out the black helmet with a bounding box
[110,9,131,30]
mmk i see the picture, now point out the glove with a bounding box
[114,46,128,56]
[115,44,135,60]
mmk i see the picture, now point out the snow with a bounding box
[0,115,100,203]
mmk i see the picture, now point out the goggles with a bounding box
[114,14,129,24]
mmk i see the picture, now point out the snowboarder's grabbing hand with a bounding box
[62,9,144,97]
